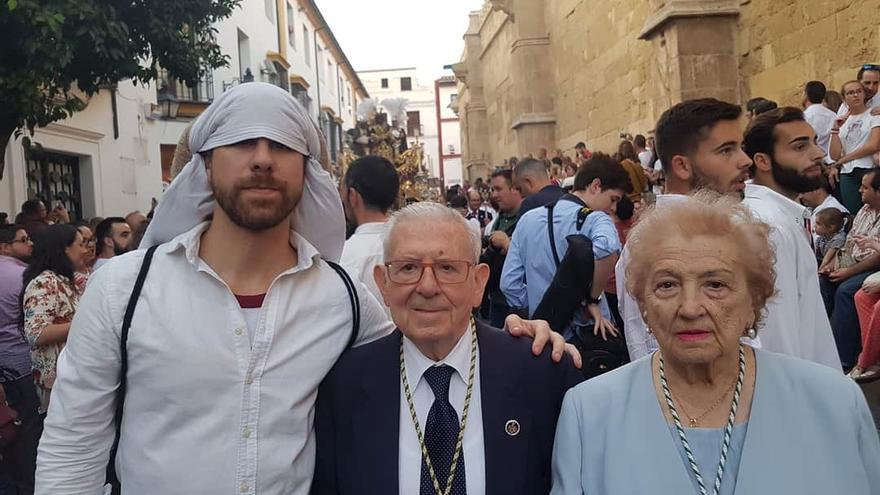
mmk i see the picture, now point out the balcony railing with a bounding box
[157,68,214,103]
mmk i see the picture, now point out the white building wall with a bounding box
[157,0,363,166]
[1,83,162,220]
[437,79,463,188]
[358,68,441,178]
[1,0,363,222]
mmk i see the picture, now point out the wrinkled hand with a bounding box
[504,314,582,369]
[818,262,834,276]
[587,303,619,341]
[489,231,511,253]
[829,268,854,283]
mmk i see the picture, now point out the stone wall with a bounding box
[739,0,880,106]
[456,0,880,181]
[548,0,658,154]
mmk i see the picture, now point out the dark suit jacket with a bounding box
[518,185,565,216]
[311,320,583,495]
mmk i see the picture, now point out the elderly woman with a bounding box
[551,193,880,494]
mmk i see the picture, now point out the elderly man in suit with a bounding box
[313,202,582,495]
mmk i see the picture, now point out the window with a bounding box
[327,60,333,90]
[407,111,421,137]
[290,83,312,114]
[381,78,388,89]
[25,149,83,221]
[264,0,275,22]
[303,25,311,66]
[317,46,324,81]
[237,29,251,79]
[287,3,296,49]
[401,77,412,91]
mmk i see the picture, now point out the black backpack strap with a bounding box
[546,202,561,267]
[108,244,159,490]
[325,260,360,349]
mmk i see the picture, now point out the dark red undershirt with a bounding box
[235,294,266,309]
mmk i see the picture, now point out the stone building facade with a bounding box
[454,0,880,181]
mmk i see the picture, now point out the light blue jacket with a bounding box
[551,348,880,494]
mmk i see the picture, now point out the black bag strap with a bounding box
[108,244,159,490]
[546,195,594,268]
[325,260,360,349]
[546,202,561,267]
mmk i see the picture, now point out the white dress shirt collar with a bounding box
[167,220,323,275]
[402,320,475,390]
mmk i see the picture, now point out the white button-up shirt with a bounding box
[36,222,395,495]
[399,325,485,495]
[341,222,388,312]
[804,103,839,164]
[743,184,841,370]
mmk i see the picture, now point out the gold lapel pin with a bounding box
[505,419,520,436]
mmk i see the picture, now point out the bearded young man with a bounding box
[35,83,571,495]
[742,107,841,370]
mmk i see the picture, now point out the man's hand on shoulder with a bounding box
[503,314,582,369]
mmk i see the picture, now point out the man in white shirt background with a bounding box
[803,81,839,165]
[35,83,573,495]
[836,64,880,117]
[634,134,653,170]
[91,217,132,272]
[742,106,841,370]
[313,203,581,495]
[340,155,400,306]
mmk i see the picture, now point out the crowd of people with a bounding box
[0,201,150,493]
[0,66,878,494]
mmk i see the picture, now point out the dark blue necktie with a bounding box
[419,365,467,495]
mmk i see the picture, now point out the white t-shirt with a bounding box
[638,150,653,170]
[838,110,880,174]
[804,104,838,164]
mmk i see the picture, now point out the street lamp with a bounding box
[156,85,180,119]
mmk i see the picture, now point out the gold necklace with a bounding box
[400,319,477,495]
[671,374,738,427]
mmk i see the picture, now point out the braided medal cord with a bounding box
[659,345,745,495]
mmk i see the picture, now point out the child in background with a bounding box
[815,207,848,270]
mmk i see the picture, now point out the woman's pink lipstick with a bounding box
[676,330,711,342]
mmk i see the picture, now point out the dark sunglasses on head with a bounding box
[863,64,880,72]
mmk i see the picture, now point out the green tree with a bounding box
[0,0,241,179]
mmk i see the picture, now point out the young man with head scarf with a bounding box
[35,83,571,495]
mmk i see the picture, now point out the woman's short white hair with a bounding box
[383,202,482,263]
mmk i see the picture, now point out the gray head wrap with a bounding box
[141,82,345,261]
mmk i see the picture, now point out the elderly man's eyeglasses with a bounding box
[385,260,474,285]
